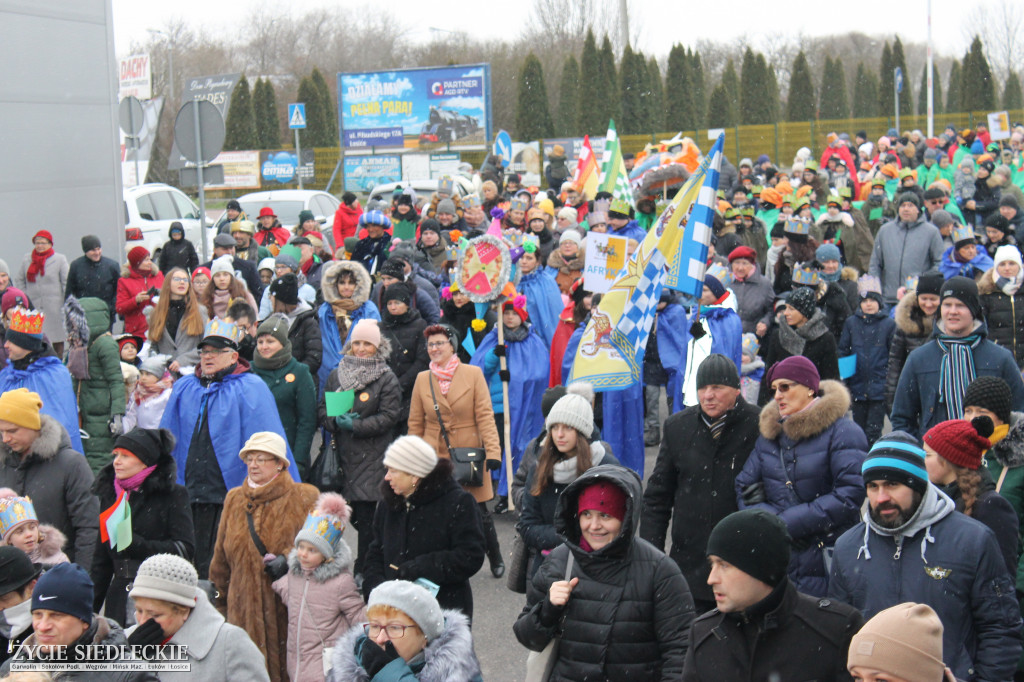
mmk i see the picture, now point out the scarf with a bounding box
[300,256,318,275]
[114,464,158,497]
[0,598,31,640]
[252,341,293,371]
[429,354,460,395]
[134,374,170,404]
[936,330,982,421]
[777,310,828,356]
[820,270,841,282]
[503,324,529,343]
[996,272,1024,296]
[552,441,608,484]
[26,248,53,283]
[337,353,389,391]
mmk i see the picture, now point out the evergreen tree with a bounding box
[892,37,912,117]
[310,67,338,146]
[576,29,602,135]
[820,57,850,120]
[253,78,280,149]
[961,36,996,111]
[648,57,665,133]
[665,44,692,132]
[1004,71,1024,110]
[619,44,641,134]
[296,75,327,150]
[556,55,580,136]
[707,83,734,128]
[945,60,961,113]
[787,51,816,122]
[739,48,760,124]
[224,74,257,151]
[761,53,780,123]
[917,63,943,117]
[690,50,706,128]
[720,59,740,125]
[879,42,894,117]
[515,52,554,140]
[852,62,878,118]
[598,35,619,128]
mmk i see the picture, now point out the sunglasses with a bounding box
[771,382,796,393]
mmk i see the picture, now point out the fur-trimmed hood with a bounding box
[893,290,935,337]
[547,248,585,273]
[977,267,1015,296]
[0,415,70,465]
[93,440,179,497]
[321,260,372,306]
[759,380,851,441]
[841,266,859,282]
[331,609,481,682]
[990,412,1024,468]
[285,539,354,583]
[31,523,67,566]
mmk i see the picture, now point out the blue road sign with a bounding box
[494,129,511,168]
[288,103,307,129]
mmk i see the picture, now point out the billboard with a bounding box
[338,64,491,149]
[344,155,402,192]
[119,54,151,100]
[205,151,261,190]
[169,72,241,170]
[260,149,315,186]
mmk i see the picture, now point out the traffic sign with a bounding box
[289,103,306,129]
[173,100,225,165]
[494,129,511,168]
[894,67,903,94]
[118,96,144,136]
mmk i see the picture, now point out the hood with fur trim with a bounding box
[990,412,1024,468]
[547,248,585,274]
[285,538,354,583]
[977,267,1015,296]
[893,290,935,337]
[0,415,70,465]
[759,379,851,441]
[321,260,372,307]
[841,266,859,282]
[31,523,68,566]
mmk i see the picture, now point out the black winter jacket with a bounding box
[979,268,1024,368]
[362,459,485,618]
[939,469,1020,578]
[380,307,429,420]
[65,255,120,315]
[640,399,762,604]
[285,304,323,385]
[759,311,840,405]
[839,308,896,402]
[440,299,496,364]
[885,291,935,410]
[514,465,695,682]
[817,281,853,344]
[158,236,199,275]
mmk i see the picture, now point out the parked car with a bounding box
[123,183,212,257]
[236,189,340,242]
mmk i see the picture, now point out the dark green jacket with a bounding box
[252,357,316,479]
[73,297,125,472]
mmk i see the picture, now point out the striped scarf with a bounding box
[937,332,981,421]
[700,410,728,440]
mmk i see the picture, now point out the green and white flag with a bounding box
[598,119,635,209]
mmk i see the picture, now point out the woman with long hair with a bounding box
[144,267,208,376]
[201,256,257,321]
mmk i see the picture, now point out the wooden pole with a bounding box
[497,308,515,511]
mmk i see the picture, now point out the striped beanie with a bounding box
[862,431,929,494]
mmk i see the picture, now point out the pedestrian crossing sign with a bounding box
[288,103,306,129]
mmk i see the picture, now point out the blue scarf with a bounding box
[936,332,981,420]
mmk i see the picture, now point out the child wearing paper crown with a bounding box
[0,489,68,568]
[740,333,765,405]
[272,492,366,682]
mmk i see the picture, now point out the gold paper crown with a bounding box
[9,308,44,336]
[202,318,245,345]
[609,197,632,215]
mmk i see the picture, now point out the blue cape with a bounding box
[610,220,646,243]
[653,303,690,415]
[0,356,83,453]
[471,327,549,495]
[160,371,298,490]
[317,300,381,391]
[517,269,564,345]
[939,245,994,280]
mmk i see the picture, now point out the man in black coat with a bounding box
[200,233,262,297]
[682,509,863,681]
[640,354,761,615]
[65,235,120,317]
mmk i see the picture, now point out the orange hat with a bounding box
[936,178,952,194]
[717,199,733,214]
[826,132,839,146]
[759,187,783,208]
[775,181,793,196]
[796,184,812,198]
[880,164,899,179]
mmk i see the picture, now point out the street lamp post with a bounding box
[146,28,174,102]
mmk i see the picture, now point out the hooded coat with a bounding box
[514,465,695,682]
[281,301,322,385]
[333,201,363,244]
[90,441,194,625]
[735,381,869,597]
[885,290,935,410]
[680,304,743,409]
[14,249,69,341]
[381,305,430,423]
[979,267,1024,368]
[318,261,381,390]
[868,214,944,304]
[0,353,84,453]
[158,227,199,274]
[829,485,1021,682]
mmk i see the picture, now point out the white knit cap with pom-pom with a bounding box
[129,553,198,608]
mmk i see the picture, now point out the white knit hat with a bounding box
[129,554,199,608]
[557,207,577,223]
[368,580,444,641]
[560,230,583,247]
[257,257,276,273]
[545,393,594,438]
[383,435,438,478]
[211,254,235,276]
[994,244,1023,269]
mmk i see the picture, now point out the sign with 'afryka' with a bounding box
[337,64,491,149]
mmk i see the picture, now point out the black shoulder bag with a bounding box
[429,376,486,487]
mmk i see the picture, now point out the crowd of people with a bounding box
[0,124,1024,681]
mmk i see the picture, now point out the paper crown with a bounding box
[9,308,44,337]
[826,195,842,206]
[724,207,740,219]
[905,275,919,292]
[0,495,37,540]
[742,333,760,357]
[953,224,976,244]
[858,275,882,297]
[793,196,810,210]
[739,206,755,217]
[792,266,820,286]
[705,263,732,286]
[300,512,344,550]
[609,197,632,215]
[837,186,853,199]
[870,175,887,187]
[437,176,455,195]
[201,318,245,346]
[463,193,482,210]
[509,196,529,213]
[751,185,764,195]
[781,194,795,205]
[785,218,811,236]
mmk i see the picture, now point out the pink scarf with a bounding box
[429,355,460,395]
[114,464,157,496]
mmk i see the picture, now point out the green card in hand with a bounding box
[325,390,355,417]
[393,222,417,242]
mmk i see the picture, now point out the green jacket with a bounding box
[71,297,126,472]
[252,357,316,479]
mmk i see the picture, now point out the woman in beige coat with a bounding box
[407,323,505,578]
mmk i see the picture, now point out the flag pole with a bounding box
[497,310,515,511]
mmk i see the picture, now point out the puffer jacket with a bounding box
[868,215,945,304]
[380,306,429,422]
[514,465,695,682]
[885,291,935,410]
[318,261,381,390]
[735,381,869,597]
[282,301,322,384]
[839,307,896,402]
[979,267,1024,368]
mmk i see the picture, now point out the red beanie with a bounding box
[577,481,627,522]
[128,246,150,269]
[32,230,53,244]
[728,245,757,263]
[192,267,212,281]
[923,418,993,470]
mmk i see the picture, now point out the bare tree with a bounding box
[963,0,1024,82]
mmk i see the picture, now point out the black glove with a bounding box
[263,554,289,581]
[361,640,401,677]
[486,459,501,471]
[493,344,506,357]
[689,318,707,340]
[498,369,511,382]
[740,482,766,505]
[127,618,165,649]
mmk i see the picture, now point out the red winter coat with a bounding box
[115,264,164,338]
[332,202,362,245]
[254,226,292,251]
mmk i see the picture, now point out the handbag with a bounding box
[525,552,574,682]
[310,434,345,493]
[429,378,486,487]
[506,530,529,594]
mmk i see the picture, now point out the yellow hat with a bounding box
[0,389,43,430]
[537,198,555,218]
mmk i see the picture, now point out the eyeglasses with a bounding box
[170,277,190,283]
[243,455,278,465]
[426,341,450,349]
[364,623,417,639]
[198,348,233,357]
[771,382,795,394]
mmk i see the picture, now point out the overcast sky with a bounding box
[112,0,982,60]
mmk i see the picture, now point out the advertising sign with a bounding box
[583,232,629,294]
[204,151,261,190]
[344,155,402,193]
[510,142,542,187]
[118,54,151,100]
[543,137,606,179]
[429,153,462,178]
[988,111,1011,141]
[338,64,491,149]
[169,72,241,170]
[260,149,315,186]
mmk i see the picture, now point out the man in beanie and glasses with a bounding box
[847,603,958,682]
[868,191,944,306]
[683,509,863,680]
[829,432,1021,681]
[641,354,761,615]
[891,275,1024,437]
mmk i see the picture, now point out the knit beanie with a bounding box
[419,219,441,237]
[379,258,407,281]
[703,274,726,300]
[368,580,444,641]
[114,428,175,467]
[696,353,740,389]
[706,509,791,587]
[541,386,568,419]
[129,553,199,609]
[862,431,930,494]
[923,417,994,470]
[436,198,457,216]
[32,562,93,623]
[128,246,149,269]
[962,376,1012,424]
[383,435,438,478]
[847,603,945,682]
[294,492,352,560]
[929,209,954,231]
[139,355,168,379]
[275,253,299,272]
[211,254,235,277]
[769,221,787,239]
[765,355,820,394]
[545,393,594,438]
[577,480,627,522]
[986,213,1011,236]
[0,288,29,315]
[0,388,43,430]
[559,230,583,247]
[81,235,101,253]
[0,546,39,595]
[269,273,299,305]
[1001,194,1020,212]
[350,319,382,348]
[258,257,276,274]
[382,281,413,307]
[815,243,841,263]
[897,192,921,209]
[994,244,1023,270]
[939,276,983,322]
[786,285,818,321]
[256,314,291,350]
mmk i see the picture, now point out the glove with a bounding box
[335,413,357,431]
[109,415,125,437]
[498,369,511,382]
[263,554,288,581]
[492,345,506,357]
[689,318,707,340]
[127,618,165,649]
[740,482,766,505]
[486,459,501,471]
[361,640,401,677]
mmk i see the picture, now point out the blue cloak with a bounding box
[517,269,564,345]
[939,245,994,280]
[562,324,646,477]
[678,305,743,410]
[610,220,646,243]
[653,303,690,414]
[0,355,83,453]
[160,370,298,491]
[471,326,549,496]
[317,300,381,391]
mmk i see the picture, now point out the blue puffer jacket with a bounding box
[838,308,896,401]
[734,380,868,597]
[890,322,1024,437]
